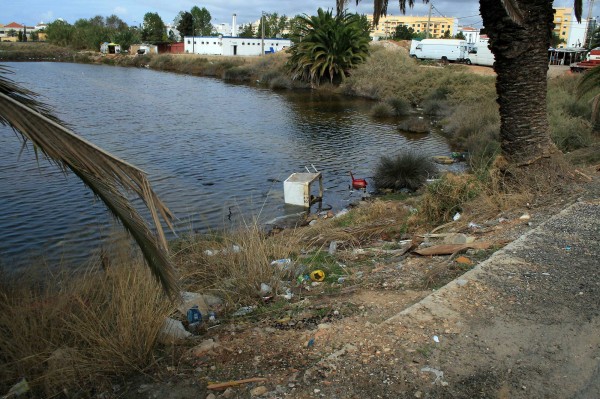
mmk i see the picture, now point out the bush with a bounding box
[420,173,481,224]
[386,97,411,116]
[370,102,396,118]
[373,152,437,191]
[549,112,592,151]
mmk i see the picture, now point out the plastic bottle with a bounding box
[187,305,202,323]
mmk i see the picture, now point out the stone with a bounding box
[222,388,235,398]
[455,256,473,265]
[191,339,220,356]
[206,394,217,399]
[250,386,269,396]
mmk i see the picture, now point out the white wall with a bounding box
[184,36,291,56]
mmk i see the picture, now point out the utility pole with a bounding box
[261,12,265,56]
[425,2,432,39]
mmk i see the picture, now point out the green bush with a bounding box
[386,97,411,116]
[373,152,437,191]
[370,102,396,118]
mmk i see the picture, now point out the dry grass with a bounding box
[0,249,171,396]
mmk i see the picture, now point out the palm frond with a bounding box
[0,67,178,297]
[574,0,582,23]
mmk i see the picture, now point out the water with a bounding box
[0,62,451,267]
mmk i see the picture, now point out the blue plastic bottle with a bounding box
[187,305,202,323]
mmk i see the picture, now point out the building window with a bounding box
[562,31,566,35]
[187,40,190,44]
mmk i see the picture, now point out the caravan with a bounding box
[409,39,471,63]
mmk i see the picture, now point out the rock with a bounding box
[456,279,469,287]
[250,386,269,396]
[191,339,220,357]
[222,388,235,398]
[206,394,217,399]
[158,318,191,344]
[442,233,475,245]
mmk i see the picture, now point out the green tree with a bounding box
[106,14,127,30]
[7,29,17,38]
[142,12,166,42]
[577,65,600,135]
[443,29,451,38]
[551,32,566,48]
[0,68,178,295]
[287,9,370,85]
[454,31,466,40]
[112,26,140,50]
[17,31,23,42]
[238,23,255,38]
[175,11,194,39]
[338,0,583,166]
[191,6,213,36]
[286,15,305,42]
[393,25,415,40]
[45,20,74,47]
[258,12,288,38]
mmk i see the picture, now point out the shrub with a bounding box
[420,173,481,224]
[373,152,437,191]
[549,112,592,151]
[397,117,430,133]
[370,102,396,118]
[222,65,254,82]
[386,97,411,116]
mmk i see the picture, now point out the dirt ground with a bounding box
[110,163,599,399]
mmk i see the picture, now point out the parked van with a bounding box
[409,39,470,63]
[468,39,495,66]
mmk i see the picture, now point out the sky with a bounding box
[3,0,599,29]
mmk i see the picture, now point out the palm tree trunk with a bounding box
[480,0,561,165]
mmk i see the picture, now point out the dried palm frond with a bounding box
[0,66,178,297]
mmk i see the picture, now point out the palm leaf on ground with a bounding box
[0,66,178,297]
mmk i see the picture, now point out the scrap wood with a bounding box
[207,377,268,390]
[413,242,492,256]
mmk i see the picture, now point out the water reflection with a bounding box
[0,62,452,267]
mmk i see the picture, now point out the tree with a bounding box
[0,67,178,296]
[175,11,194,39]
[393,25,415,40]
[577,65,600,135]
[238,23,255,38]
[45,20,74,47]
[337,0,583,166]
[454,31,466,40]
[287,9,370,85]
[551,32,566,48]
[105,14,127,30]
[17,31,23,42]
[113,26,140,50]
[443,29,451,38]
[286,16,306,42]
[257,12,288,38]
[191,6,213,36]
[7,29,17,38]
[142,12,166,43]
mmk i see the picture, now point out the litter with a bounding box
[271,258,292,267]
[453,212,461,221]
[433,335,440,343]
[186,305,202,323]
[310,270,325,282]
[421,366,446,385]
[260,283,272,296]
[414,242,492,256]
[232,306,256,317]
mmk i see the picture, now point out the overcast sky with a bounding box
[3,1,599,29]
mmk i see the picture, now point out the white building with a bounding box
[457,26,480,43]
[183,36,291,56]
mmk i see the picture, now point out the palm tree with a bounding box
[288,9,371,85]
[338,0,583,166]
[0,66,178,296]
[577,65,600,135]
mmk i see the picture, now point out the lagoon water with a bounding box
[0,62,451,267]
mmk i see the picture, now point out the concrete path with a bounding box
[386,195,600,398]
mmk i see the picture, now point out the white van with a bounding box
[409,39,470,63]
[468,39,495,66]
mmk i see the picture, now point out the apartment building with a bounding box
[366,14,457,39]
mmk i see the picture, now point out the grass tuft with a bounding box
[374,152,437,191]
